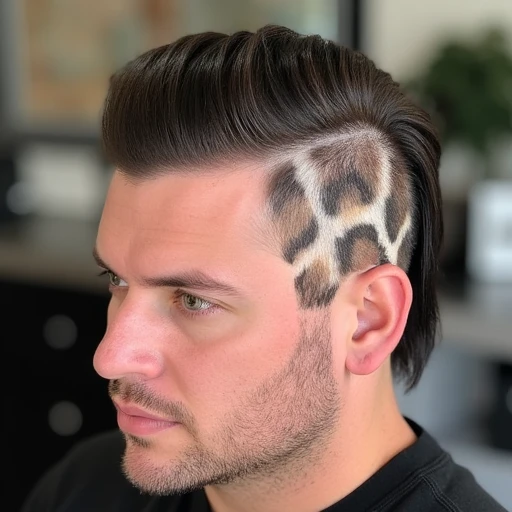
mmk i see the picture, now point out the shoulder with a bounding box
[393,451,508,512]
[424,455,508,512]
[21,430,152,512]
[372,421,508,512]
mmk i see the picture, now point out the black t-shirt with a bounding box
[21,421,507,512]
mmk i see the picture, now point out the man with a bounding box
[22,25,506,512]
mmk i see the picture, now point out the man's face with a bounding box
[93,165,348,495]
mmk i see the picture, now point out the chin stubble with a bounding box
[117,315,341,495]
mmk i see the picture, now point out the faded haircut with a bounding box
[101,25,443,390]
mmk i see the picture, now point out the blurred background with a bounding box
[0,1,510,510]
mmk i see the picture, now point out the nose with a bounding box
[93,293,167,381]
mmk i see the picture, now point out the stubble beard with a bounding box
[116,316,341,496]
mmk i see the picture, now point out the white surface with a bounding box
[15,143,107,220]
[466,181,512,283]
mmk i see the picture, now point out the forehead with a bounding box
[97,165,274,276]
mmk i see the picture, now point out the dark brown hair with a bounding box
[101,25,443,390]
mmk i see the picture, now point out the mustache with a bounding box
[109,380,194,426]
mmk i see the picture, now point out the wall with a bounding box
[364,0,512,80]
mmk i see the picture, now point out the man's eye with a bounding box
[108,271,123,287]
[98,269,127,287]
[180,293,213,312]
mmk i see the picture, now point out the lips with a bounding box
[114,402,179,436]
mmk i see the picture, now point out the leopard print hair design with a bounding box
[267,129,415,309]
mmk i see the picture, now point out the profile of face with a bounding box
[93,165,349,495]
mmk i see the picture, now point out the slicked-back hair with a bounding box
[101,25,443,390]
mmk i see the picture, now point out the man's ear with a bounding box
[345,264,412,376]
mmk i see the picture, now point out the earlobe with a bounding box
[345,264,412,376]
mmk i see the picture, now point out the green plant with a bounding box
[406,28,512,167]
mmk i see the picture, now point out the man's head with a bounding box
[93,25,442,495]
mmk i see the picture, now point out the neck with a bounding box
[204,374,416,512]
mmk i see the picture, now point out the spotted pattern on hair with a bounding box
[268,163,318,264]
[335,224,389,275]
[295,260,339,308]
[268,129,415,309]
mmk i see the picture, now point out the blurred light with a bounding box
[48,401,83,436]
[5,182,34,215]
[43,314,78,350]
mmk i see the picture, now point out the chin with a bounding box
[122,448,179,495]
[120,437,206,496]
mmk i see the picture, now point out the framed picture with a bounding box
[0,0,179,138]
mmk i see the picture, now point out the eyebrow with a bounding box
[92,247,244,297]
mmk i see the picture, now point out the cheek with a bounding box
[173,268,302,414]
[173,314,301,421]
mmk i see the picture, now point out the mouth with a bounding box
[114,402,179,436]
